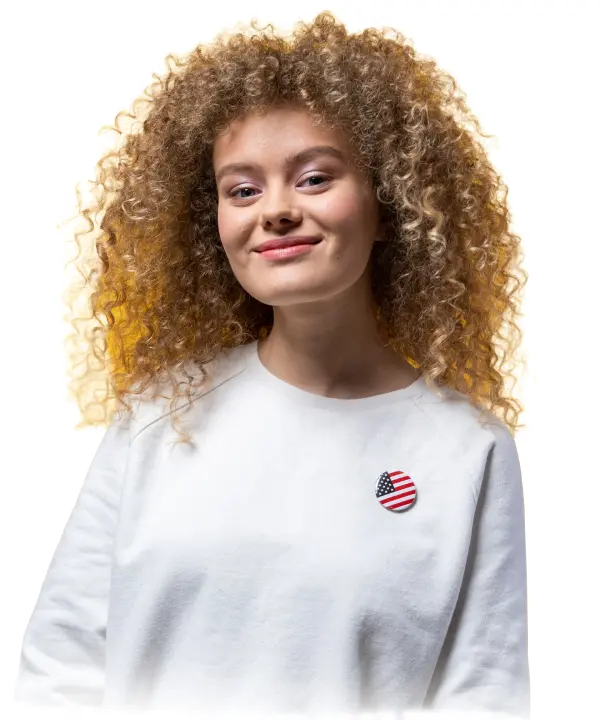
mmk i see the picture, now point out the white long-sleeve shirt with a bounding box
[14,340,530,717]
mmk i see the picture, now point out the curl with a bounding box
[62,10,527,445]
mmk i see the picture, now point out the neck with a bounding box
[257,276,418,399]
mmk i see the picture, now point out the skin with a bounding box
[212,104,420,398]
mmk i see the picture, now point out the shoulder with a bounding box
[117,342,256,441]
[413,379,521,496]
[415,379,515,446]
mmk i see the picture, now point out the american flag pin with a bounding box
[376,469,417,512]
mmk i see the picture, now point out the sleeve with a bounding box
[423,422,530,718]
[13,413,131,707]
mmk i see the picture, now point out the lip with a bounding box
[258,244,320,260]
[254,236,322,252]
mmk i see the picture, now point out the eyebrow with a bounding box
[214,145,346,184]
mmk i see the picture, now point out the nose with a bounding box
[259,187,303,231]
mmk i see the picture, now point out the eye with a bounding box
[300,173,329,188]
[228,173,330,199]
[229,186,257,199]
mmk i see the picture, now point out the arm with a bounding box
[424,421,530,717]
[13,413,131,707]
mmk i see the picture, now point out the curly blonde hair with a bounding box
[62,10,528,445]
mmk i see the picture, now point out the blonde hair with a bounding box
[63,11,527,445]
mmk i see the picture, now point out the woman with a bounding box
[15,11,530,717]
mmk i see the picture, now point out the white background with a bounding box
[1,1,599,718]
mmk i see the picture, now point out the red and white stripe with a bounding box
[379,471,417,511]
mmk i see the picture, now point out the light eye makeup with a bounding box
[227,173,331,199]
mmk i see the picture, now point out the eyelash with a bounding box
[228,173,330,199]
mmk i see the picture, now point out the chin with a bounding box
[240,269,365,308]
[249,285,337,308]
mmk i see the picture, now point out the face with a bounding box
[212,105,383,308]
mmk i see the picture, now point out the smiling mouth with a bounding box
[256,241,322,259]
[255,238,322,253]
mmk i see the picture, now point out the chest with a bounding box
[115,411,479,623]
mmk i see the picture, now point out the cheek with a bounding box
[318,190,376,237]
[217,206,250,256]
[216,204,232,242]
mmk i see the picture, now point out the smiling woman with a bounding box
[15,10,530,719]
[212,107,394,343]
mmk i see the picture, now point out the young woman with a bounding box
[15,11,530,718]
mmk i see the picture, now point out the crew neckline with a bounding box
[243,339,428,411]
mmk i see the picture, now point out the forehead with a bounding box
[212,106,350,163]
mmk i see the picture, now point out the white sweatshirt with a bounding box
[14,340,530,717]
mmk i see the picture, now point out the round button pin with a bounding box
[376,470,417,512]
